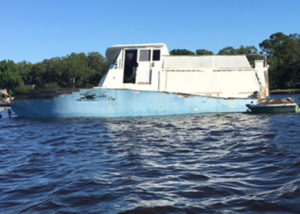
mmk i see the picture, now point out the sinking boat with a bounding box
[11,43,269,118]
[246,98,299,114]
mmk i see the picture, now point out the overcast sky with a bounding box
[1,0,300,62]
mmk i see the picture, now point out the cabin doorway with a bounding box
[123,50,137,83]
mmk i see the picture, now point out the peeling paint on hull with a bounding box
[11,89,256,118]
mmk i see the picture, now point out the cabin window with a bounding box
[139,50,150,61]
[152,50,160,61]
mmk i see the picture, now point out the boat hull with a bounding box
[246,104,297,114]
[11,88,256,118]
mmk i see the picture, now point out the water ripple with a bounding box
[0,109,300,213]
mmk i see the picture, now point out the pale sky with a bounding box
[0,0,299,62]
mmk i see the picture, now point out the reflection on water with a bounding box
[0,96,300,213]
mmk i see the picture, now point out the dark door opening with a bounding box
[124,50,137,83]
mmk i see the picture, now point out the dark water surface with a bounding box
[1,95,300,213]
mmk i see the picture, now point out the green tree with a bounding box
[196,49,213,55]
[42,57,66,87]
[22,52,109,89]
[218,47,237,55]
[17,61,33,85]
[260,32,300,88]
[218,45,260,55]
[218,45,263,67]
[87,52,109,86]
[170,49,195,55]
[0,60,24,94]
[61,53,90,87]
[30,62,47,88]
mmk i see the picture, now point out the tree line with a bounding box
[0,32,300,95]
[170,45,263,68]
[0,52,109,95]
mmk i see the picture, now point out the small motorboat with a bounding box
[246,98,299,114]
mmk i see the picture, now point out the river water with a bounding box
[0,95,300,213]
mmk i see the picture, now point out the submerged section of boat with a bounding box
[12,43,269,118]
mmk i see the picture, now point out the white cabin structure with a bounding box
[99,43,269,99]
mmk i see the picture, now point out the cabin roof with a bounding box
[163,55,252,70]
[106,43,166,64]
[105,43,252,70]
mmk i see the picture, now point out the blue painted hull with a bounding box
[11,88,256,118]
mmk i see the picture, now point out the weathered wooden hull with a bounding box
[11,88,256,118]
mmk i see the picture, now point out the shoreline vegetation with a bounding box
[0,32,300,96]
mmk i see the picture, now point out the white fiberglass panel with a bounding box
[163,55,252,70]
[164,70,259,98]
